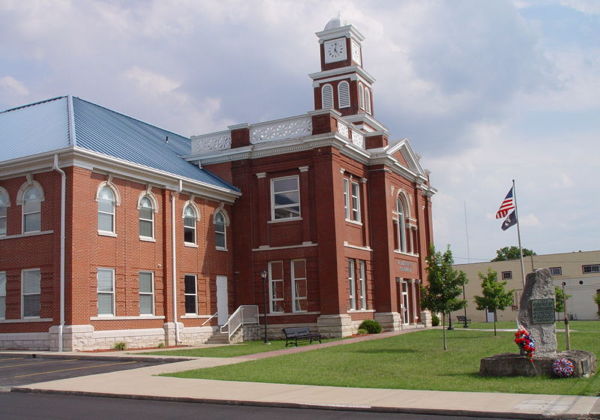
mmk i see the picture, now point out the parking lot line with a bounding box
[12,360,138,379]
[0,359,78,370]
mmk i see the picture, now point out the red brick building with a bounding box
[0,17,435,351]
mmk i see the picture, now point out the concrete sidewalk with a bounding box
[5,329,600,419]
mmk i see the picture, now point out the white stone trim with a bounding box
[0,230,54,240]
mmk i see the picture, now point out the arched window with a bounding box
[358,83,365,110]
[395,195,408,253]
[214,210,227,250]
[0,187,9,236]
[322,84,334,109]
[22,184,43,233]
[338,81,350,108]
[365,87,372,114]
[98,186,116,233]
[183,204,197,244]
[138,196,154,239]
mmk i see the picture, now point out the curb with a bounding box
[11,387,568,419]
[0,352,193,364]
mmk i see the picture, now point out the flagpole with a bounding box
[512,179,526,287]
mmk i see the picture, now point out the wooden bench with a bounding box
[282,327,322,347]
[457,315,471,326]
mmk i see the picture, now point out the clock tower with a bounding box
[310,15,383,132]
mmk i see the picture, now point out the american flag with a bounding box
[496,187,515,219]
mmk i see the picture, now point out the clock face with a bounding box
[324,38,347,63]
[351,39,362,65]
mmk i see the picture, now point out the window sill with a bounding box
[184,242,198,248]
[345,219,363,226]
[98,231,117,237]
[139,236,156,242]
[180,314,211,319]
[216,247,228,252]
[91,316,165,320]
[393,250,419,257]
[261,311,321,316]
[268,217,302,224]
[0,318,53,323]
[348,309,375,313]
[0,230,54,240]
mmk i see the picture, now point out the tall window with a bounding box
[0,188,9,236]
[338,81,350,108]
[269,261,284,313]
[292,259,307,312]
[350,181,361,222]
[139,272,154,315]
[358,260,367,310]
[98,186,116,234]
[364,87,372,114]
[97,268,115,316]
[395,196,408,252]
[22,269,41,318]
[343,179,350,219]
[271,176,300,220]
[138,196,154,239]
[183,204,197,244]
[358,83,365,109]
[0,271,6,319]
[214,210,226,250]
[322,84,333,109]
[184,274,197,314]
[347,259,356,310]
[22,185,42,233]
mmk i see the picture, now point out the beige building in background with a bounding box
[453,250,600,324]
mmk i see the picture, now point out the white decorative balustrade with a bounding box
[191,130,231,154]
[250,115,312,144]
[351,130,365,149]
[337,122,349,138]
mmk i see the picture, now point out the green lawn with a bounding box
[461,320,600,332]
[165,328,600,395]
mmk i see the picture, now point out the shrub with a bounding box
[113,341,127,351]
[157,342,165,348]
[357,328,368,335]
[359,320,382,334]
[431,313,440,327]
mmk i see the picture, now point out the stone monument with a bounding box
[480,268,596,377]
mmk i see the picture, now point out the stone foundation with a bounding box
[480,351,596,377]
[420,310,432,327]
[317,314,352,337]
[374,312,402,332]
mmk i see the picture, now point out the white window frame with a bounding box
[97,268,115,317]
[322,84,334,109]
[139,271,155,316]
[365,87,372,114]
[97,185,117,235]
[338,81,350,108]
[348,259,356,310]
[138,194,156,240]
[0,271,6,319]
[21,268,41,319]
[395,196,408,253]
[350,181,361,222]
[0,187,9,237]
[358,83,365,110]
[214,209,227,251]
[21,184,43,234]
[183,203,198,245]
[358,260,367,310]
[549,267,562,276]
[268,261,285,314]
[291,259,307,313]
[343,178,350,219]
[271,175,301,221]
[184,274,197,315]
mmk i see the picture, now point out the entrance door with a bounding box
[216,276,228,326]
[401,280,410,325]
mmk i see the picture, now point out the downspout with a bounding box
[171,179,183,344]
[52,154,66,352]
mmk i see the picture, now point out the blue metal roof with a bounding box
[0,96,237,192]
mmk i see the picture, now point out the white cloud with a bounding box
[0,76,29,97]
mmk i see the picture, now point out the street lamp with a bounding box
[261,270,269,344]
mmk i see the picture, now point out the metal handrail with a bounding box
[201,312,218,326]
[219,305,259,340]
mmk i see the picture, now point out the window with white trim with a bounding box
[269,261,284,313]
[292,259,307,312]
[271,176,300,220]
[394,196,408,253]
[0,188,9,236]
[184,274,197,314]
[214,210,226,250]
[0,272,6,319]
[183,204,197,244]
[97,268,115,316]
[98,186,116,233]
[138,196,154,239]
[358,260,367,310]
[322,84,333,109]
[358,83,365,109]
[350,181,361,222]
[364,87,372,114]
[22,185,42,233]
[347,259,356,310]
[338,81,350,108]
[22,269,41,318]
[139,271,154,315]
[343,179,350,219]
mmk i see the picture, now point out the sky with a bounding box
[1,0,598,263]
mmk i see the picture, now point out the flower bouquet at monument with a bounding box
[514,327,536,361]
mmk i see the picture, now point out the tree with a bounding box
[491,246,536,262]
[554,287,570,315]
[421,246,467,350]
[473,269,514,336]
[594,293,600,317]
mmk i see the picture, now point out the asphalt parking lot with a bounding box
[0,355,170,388]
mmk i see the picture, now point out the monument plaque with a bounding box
[530,298,555,324]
